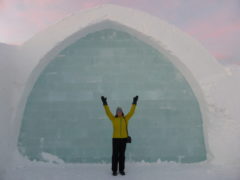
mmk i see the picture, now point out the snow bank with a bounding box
[200,66,240,164]
[0,43,17,179]
[41,152,65,164]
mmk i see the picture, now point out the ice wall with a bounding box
[0,43,17,178]
[18,29,206,163]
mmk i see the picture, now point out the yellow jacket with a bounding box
[103,104,136,138]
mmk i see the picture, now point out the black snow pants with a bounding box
[112,138,127,172]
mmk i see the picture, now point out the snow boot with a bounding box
[119,171,125,176]
[112,171,117,176]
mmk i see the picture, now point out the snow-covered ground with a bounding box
[6,156,240,180]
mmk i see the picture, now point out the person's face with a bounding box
[117,111,123,117]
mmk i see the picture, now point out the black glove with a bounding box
[132,95,138,105]
[101,96,107,105]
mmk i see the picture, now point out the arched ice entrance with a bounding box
[13,5,225,164]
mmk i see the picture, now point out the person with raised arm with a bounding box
[101,95,138,176]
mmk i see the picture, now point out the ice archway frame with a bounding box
[13,4,226,163]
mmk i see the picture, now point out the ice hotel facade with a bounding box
[0,4,240,177]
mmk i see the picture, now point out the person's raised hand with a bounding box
[101,96,107,105]
[133,95,138,105]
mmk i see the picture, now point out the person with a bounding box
[101,95,138,176]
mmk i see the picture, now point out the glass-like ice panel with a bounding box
[18,29,206,163]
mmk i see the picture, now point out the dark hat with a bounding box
[116,107,123,114]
